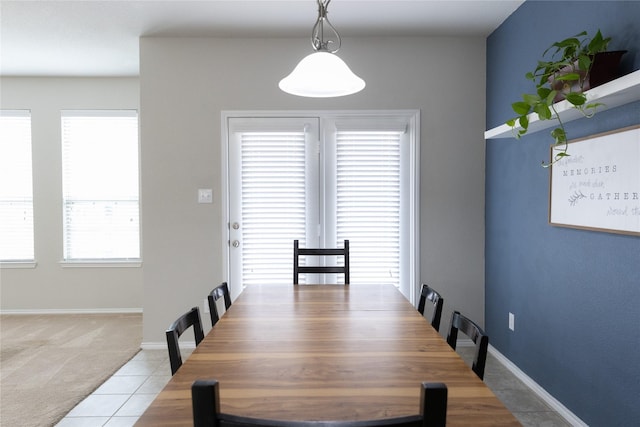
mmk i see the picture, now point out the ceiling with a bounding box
[0,0,523,77]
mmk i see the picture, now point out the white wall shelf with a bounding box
[485,69,640,139]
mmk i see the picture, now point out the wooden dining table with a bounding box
[135,284,520,426]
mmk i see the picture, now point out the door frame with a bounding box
[220,110,421,304]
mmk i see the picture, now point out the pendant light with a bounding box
[279,0,365,98]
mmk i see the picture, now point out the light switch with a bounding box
[198,189,213,204]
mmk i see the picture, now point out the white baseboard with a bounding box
[489,345,588,427]
[140,342,166,350]
[455,338,474,347]
[141,341,196,350]
[0,308,143,315]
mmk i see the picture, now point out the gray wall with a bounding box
[140,36,487,344]
[0,77,142,311]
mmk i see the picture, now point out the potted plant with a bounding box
[506,30,625,167]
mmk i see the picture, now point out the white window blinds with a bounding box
[237,127,309,285]
[0,110,34,261]
[61,111,140,260]
[335,129,403,285]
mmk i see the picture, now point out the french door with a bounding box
[224,112,419,300]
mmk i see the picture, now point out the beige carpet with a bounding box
[0,313,142,427]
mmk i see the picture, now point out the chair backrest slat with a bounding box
[293,240,350,285]
[166,306,204,375]
[446,310,489,380]
[208,282,232,327]
[416,284,444,332]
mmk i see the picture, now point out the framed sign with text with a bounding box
[549,125,640,236]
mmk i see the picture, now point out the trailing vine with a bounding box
[507,30,611,167]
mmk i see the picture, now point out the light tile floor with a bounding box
[56,347,573,427]
[54,349,180,427]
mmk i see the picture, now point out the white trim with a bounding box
[222,110,420,120]
[141,342,167,350]
[409,111,420,305]
[60,260,142,268]
[489,345,588,427]
[0,308,143,315]
[220,112,231,297]
[0,261,37,269]
[0,109,31,117]
[141,341,196,351]
[61,109,138,118]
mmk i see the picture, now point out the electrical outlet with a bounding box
[198,188,213,204]
[508,312,515,331]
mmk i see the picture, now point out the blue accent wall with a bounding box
[486,2,640,426]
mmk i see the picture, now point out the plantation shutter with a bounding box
[0,110,34,261]
[230,118,317,285]
[61,110,140,260]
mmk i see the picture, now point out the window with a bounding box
[226,112,418,297]
[0,110,34,262]
[61,110,140,261]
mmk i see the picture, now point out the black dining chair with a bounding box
[446,310,489,380]
[417,284,444,332]
[192,379,447,427]
[293,239,350,285]
[208,282,232,327]
[166,306,204,375]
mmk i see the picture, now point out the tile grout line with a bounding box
[55,349,171,426]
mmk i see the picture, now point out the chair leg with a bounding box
[166,330,182,375]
